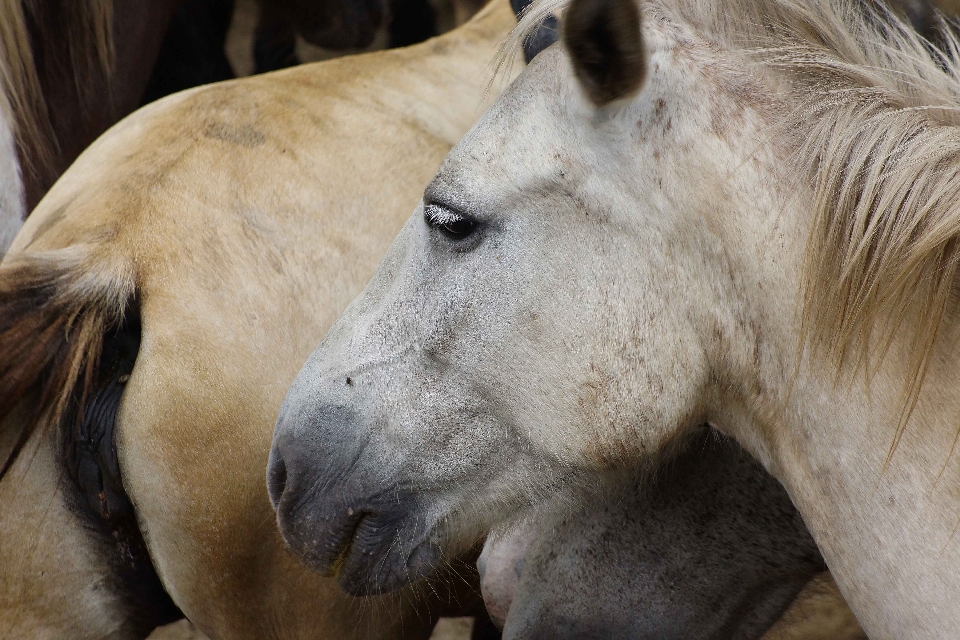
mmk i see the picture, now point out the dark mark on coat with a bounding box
[205,122,266,148]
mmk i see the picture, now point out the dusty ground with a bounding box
[149,616,478,639]
[148,576,863,640]
[761,574,866,640]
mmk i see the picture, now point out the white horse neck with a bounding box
[711,150,960,639]
[766,353,960,638]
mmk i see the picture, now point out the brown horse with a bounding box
[0,2,517,637]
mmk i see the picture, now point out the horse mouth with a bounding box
[328,510,366,580]
[293,505,405,595]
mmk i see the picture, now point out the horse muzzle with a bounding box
[268,400,441,595]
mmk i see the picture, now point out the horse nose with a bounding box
[267,398,363,518]
[267,446,287,510]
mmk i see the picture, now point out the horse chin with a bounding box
[337,524,441,596]
[273,491,441,596]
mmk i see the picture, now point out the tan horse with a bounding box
[0,2,516,637]
[268,0,960,637]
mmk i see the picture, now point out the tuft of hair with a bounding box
[0,0,114,176]
[0,246,133,480]
[741,0,960,448]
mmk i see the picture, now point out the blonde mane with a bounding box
[514,0,960,440]
[0,0,113,173]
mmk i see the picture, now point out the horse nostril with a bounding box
[267,451,287,509]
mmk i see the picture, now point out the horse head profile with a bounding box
[271,0,960,636]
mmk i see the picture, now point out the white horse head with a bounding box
[271,1,960,635]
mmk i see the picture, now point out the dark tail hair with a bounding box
[0,247,133,479]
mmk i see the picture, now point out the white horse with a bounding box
[270,0,960,637]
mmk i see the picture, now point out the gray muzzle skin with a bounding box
[268,397,437,595]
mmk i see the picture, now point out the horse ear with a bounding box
[563,0,646,106]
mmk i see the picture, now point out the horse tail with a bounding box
[0,0,114,174]
[0,0,46,163]
[0,246,135,480]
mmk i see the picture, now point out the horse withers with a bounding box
[270,0,960,637]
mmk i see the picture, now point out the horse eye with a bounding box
[424,204,477,241]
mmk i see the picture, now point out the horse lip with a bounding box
[273,487,369,579]
[329,509,367,579]
[290,504,368,579]
[337,522,437,597]
[313,498,443,596]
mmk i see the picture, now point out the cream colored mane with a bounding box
[515,0,960,438]
[0,0,113,171]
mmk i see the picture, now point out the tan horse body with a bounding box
[0,3,515,637]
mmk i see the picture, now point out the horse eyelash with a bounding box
[423,203,465,227]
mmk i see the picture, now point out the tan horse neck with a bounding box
[739,313,960,639]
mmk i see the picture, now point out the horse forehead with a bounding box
[435,11,765,201]
[474,48,569,146]
[472,12,743,144]
[429,50,578,197]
